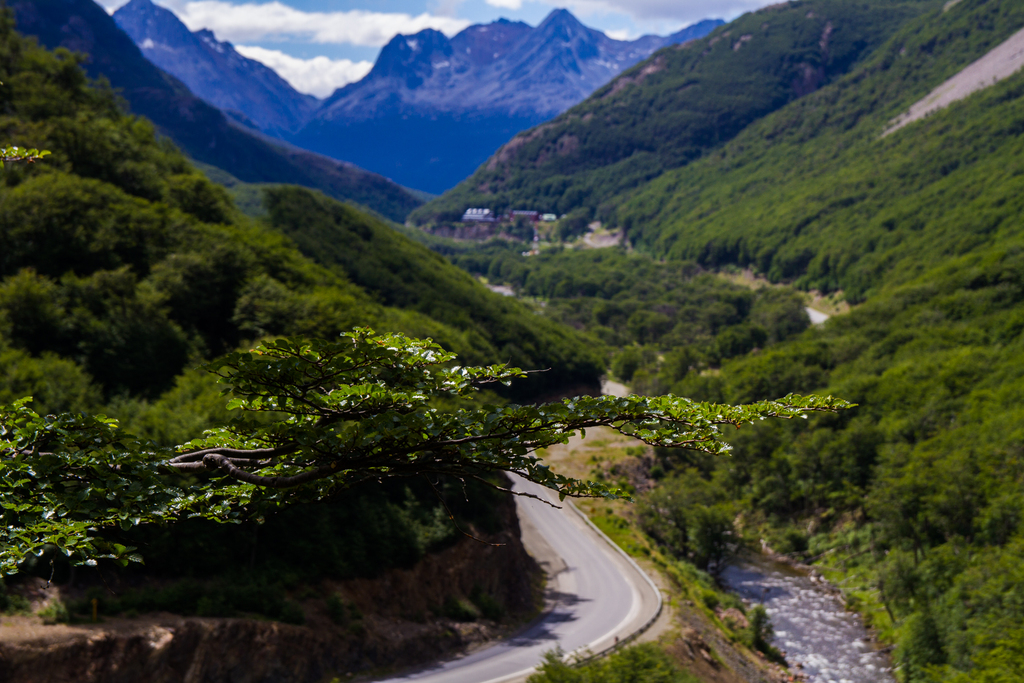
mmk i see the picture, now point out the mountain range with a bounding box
[294,12,722,192]
[412,0,932,224]
[12,0,422,222]
[113,0,318,138]
[111,0,722,193]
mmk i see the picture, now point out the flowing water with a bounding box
[720,557,895,683]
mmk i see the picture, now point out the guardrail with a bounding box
[562,500,664,667]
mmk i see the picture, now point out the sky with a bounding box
[98,0,775,97]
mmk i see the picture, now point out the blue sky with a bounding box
[98,0,774,96]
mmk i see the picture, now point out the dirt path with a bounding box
[885,25,1024,135]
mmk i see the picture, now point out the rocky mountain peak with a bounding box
[449,18,532,67]
[369,29,454,88]
[115,0,193,48]
[298,8,722,191]
[114,0,317,136]
[537,8,590,35]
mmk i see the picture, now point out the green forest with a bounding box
[0,9,603,637]
[4,0,1024,681]
[420,0,1024,681]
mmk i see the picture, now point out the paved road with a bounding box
[377,477,662,683]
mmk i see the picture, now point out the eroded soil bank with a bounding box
[0,494,540,683]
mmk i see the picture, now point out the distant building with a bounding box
[462,208,496,222]
[541,213,557,222]
[511,210,540,222]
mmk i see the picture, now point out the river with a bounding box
[719,556,895,683]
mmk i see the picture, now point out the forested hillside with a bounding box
[617,0,1024,301]
[417,1,1024,680]
[0,11,601,662]
[410,0,933,226]
[0,11,601,428]
[448,244,811,391]
[594,1,1024,681]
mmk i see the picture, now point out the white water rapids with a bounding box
[720,557,895,683]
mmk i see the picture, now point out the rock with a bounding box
[720,608,750,630]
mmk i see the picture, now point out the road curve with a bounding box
[376,477,663,683]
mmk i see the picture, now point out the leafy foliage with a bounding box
[527,644,699,683]
[0,327,848,572]
[0,144,47,166]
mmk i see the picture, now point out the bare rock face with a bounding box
[315,12,723,123]
[289,12,723,193]
[0,495,538,683]
[113,0,318,137]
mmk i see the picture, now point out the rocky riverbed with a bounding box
[720,556,895,683]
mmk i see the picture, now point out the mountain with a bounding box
[614,0,1023,298]
[10,0,422,222]
[0,13,602,407]
[289,12,723,193]
[423,1,1024,679]
[113,0,318,137]
[410,1,930,225]
[494,0,1024,679]
[652,1,1024,677]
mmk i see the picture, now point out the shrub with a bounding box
[442,596,479,621]
[279,601,305,625]
[326,593,348,625]
[38,599,69,624]
[470,586,504,622]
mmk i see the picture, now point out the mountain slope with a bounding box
[410,0,931,224]
[10,0,421,222]
[615,0,1024,301]
[290,12,722,193]
[113,0,317,137]
[0,12,602,407]
[576,1,1024,680]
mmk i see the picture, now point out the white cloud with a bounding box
[234,45,372,97]
[486,0,523,9]
[165,1,471,46]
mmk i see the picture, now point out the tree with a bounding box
[0,145,49,167]
[0,328,851,572]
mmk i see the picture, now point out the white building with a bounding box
[462,208,496,222]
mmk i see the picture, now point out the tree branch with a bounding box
[168,444,296,464]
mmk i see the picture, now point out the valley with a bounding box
[2,0,1024,682]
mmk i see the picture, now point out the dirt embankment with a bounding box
[0,494,540,683]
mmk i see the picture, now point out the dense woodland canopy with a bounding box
[3,0,1024,681]
[437,1,1024,681]
[0,8,846,647]
[0,7,605,417]
[0,9,605,628]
